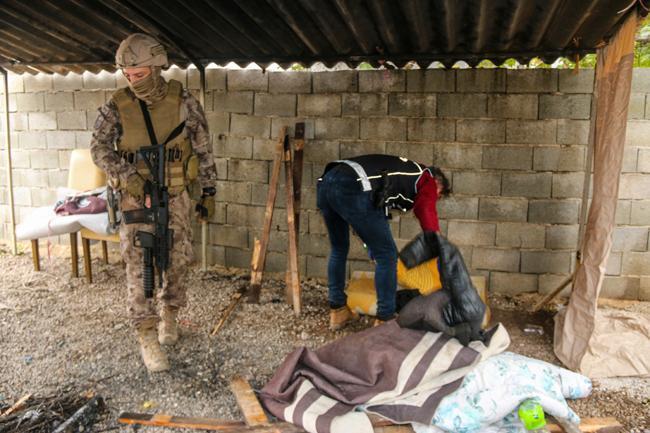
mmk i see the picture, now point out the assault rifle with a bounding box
[123,144,173,299]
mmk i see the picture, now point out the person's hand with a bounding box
[125,173,146,200]
[196,187,216,221]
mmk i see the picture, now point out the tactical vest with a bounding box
[112,79,194,195]
[321,154,431,212]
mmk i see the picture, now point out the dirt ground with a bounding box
[0,245,648,432]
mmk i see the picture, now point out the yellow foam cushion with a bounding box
[397,258,442,295]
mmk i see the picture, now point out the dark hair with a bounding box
[428,166,451,197]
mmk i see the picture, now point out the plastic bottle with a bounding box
[518,399,550,433]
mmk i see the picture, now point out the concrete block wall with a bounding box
[1,67,650,300]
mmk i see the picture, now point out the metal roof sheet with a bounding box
[0,0,640,74]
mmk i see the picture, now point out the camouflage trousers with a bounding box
[119,190,194,326]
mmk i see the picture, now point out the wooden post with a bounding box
[283,133,301,315]
[292,122,305,232]
[248,128,286,303]
[31,240,40,271]
[82,237,92,283]
[101,240,109,264]
[70,232,79,278]
[1,67,17,255]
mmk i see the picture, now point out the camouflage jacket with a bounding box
[90,86,217,191]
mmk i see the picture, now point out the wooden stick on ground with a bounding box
[230,377,269,427]
[0,393,31,417]
[283,132,301,316]
[248,128,286,304]
[530,270,576,313]
[211,291,244,336]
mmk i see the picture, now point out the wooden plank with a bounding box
[0,393,31,417]
[211,291,243,336]
[229,377,269,426]
[82,237,92,284]
[248,128,286,304]
[283,133,301,316]
[31,239,40,271]
[118,412,622,433]
[70,232,79,278]
[291,122,305,233]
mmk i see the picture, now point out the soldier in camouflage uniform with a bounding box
[91,33,217,372]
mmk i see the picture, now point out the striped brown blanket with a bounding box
[259,321,510,433]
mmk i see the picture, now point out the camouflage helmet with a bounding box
[115,33,168,68]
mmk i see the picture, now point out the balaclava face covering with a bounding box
[129,66,168,104]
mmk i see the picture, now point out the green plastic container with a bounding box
[518,399,549,432]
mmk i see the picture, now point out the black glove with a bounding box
[196,187,216,220]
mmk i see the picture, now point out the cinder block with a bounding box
[211,224,249,248]
[18,131,46,149]
[10,150,30,169]
[227,70,268,92]
[75,130,92,149]
[30,188,57,207]
[230,114,270,138]
[502,172,551,198]
[220,136,253,159]
[56,111,86,130]
[8,73,24,92]
[315,118,358,140]
[558,69,594,93]
[437,94,487,118]
[83,71,116,89]
[645,95,650,119]
[616,200,632,225]
[447,221,496,246]
[622,147,639,173]
[187,68,201,90]
[407,118,455,142]
[269,71,310,93]
[13,187,32,206]
[472,247,520,272]
[298,94,341,116]
[631,68,650,92]
[254,93,296,116]
[206,112,230,137]
[487,94,538,119]
[628,93,645,119]
[270,117,315,139]
[28,112,57,130]
[313,71,357,93]
[161,67,188,87]
[342,94,387,116]
[625,120,650,146]
[360,118,406,141]
[638,149,650,173]
[13,169,48,187]
[30,150,59,169]
[386,142,433,164]
[521,250,572,274]
[622,251,650,275]
[606,252,622,275]
[406,69,454,92]
[306,255,328,278]
[528,199,580,224]
[457,119,505,144]
[490,272,538,294]
[619,174,650,199]
[612,227,648,252]
[432,143,482,169]
[215,180,251,204]
[213,91,253,114]
[438,196,479,220]
[46,131,76,149]
[388,94,436,117]
[206,69,226,90]
[74,91,105,111]
[45,92,74,111]
[398,214,421,240]
[496,222,545,248]
[227,159,268,183]
[601,276,640,299]
[533,146,585,172]
[251,137,276,161]
[304,140,340,163]
[359,70,405,92]
[214,158,227,180]
[557,119,590,145]
[299,233,331,257]
[479,197,528,222]
[58,150,71,169]
[641,277,650,301]
[506,120,557,144]
[538,274,573,296]
[9,113,28,131]
[23,74,53,92]
[507,69,557,93]
[482,146,532,170]
[540,94,591,120]
[456,69,505,93]
[16,93,44,112]
[545,224,579,249]
[224,247,251,269]
[552,172,585,198]
[339,141,385,158]
[226,203,263,227]
[453,171,501,196]
[619,200,650,226]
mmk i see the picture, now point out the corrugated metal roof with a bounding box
[0,0,641,74]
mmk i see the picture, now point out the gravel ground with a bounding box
[0,246,648,432]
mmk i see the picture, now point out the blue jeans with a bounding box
[317,166,398,320]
